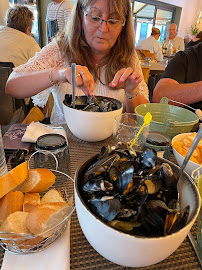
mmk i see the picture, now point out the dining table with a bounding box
[0,125,201,270]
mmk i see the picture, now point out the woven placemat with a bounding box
[0,129,201,269]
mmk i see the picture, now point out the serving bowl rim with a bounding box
[135,104,199,126]
[74,152,200,241]
[63,95,123,114]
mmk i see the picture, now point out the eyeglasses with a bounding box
[85,13,125,28]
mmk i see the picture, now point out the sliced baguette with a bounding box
[41,189,65,204]
[0,211,43,248]
[0,162,28,199]
[0,211,30,234]
[16,168,56,193]
[0,191,24,224]
[23,193,40,212]
[26,202,71,236]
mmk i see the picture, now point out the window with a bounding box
[131,0,176,46]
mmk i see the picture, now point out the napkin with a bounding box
[3,124,31,153]
[22,122,67,143]
[1,221,70,270]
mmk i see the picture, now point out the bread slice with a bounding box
[26,202,71,236]
[16,168,56,193]
[0,211,43,248]
[0,162,28,199]
[41,189,65,204]
[0,191,24,224]
[23,193,40,212]
[0,211,30,234]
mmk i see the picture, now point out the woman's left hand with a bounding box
[109,67,143,95]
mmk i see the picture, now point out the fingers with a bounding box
[109,67,143,89]
[109,67,133,87]
[75,65,94,96]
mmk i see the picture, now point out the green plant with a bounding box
[191,24,199,35]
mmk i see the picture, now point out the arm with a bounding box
[63,1,72,23]
[152,78,202,104]
[6,66,94,99]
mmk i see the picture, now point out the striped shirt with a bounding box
[46,0,72,32]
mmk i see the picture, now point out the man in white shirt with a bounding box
[46,0,72,43]
[164,23,184,54]
[0,5,41,67]
[136,28,163,62]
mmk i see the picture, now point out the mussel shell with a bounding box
[114,166,134,194]
[140,149,157,169]
[90,196,121,222]
[82,179,114,195]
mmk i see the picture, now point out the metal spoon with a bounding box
[177,125,202,208]
[71,63,76,109]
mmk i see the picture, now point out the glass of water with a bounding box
[113,113,149,150]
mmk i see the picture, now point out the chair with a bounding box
[148,73,163,102]
[0,62,27,125]
[136,49,155,61]
[141,66,150,84]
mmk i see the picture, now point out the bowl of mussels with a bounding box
[63,95,123,142]
[74,146,200,267]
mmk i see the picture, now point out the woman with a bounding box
[6,0,149,125]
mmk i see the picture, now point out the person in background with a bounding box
[136,27,163,62]
[188,31,202,47]
[6,0,149,125]
[0,5,41,67]
[152,42,202,110]
[164,23,184,54]
[46,0,72,43]
[184,34,192,49]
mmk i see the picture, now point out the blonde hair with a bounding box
[56,0,135,84]
[6,5,33,33]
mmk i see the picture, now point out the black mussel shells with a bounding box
[81,146,190,237]
[90,196,121,222]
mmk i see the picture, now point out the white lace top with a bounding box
[14,40,149,125]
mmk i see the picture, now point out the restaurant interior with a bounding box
[0,0,202,270]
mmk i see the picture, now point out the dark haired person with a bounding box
[188,31,202,47]
[6,0,149,125]
[136,27,163,62]
[153,42,202,111]
[0,5,40,67]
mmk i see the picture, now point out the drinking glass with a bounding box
[160,58,168,67]
[143,57,151,67]
[113,113,149,150]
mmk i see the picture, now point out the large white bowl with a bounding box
[172,133,202,176]
[63,96,123,142]
[74,154,200,268]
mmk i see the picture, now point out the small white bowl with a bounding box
[172,133,202,176]
[63,97,123,142]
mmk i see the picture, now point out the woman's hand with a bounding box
[109,67,143,95]
[54,65,94,96]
